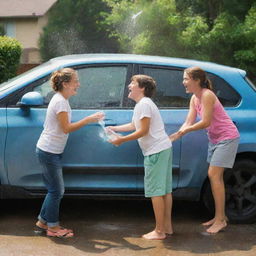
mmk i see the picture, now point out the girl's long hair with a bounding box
[184,67,213,91]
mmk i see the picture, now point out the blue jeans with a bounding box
[36,147,65,227]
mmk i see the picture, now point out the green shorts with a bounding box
[144,147,172,198]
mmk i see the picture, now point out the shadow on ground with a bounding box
[0,198,256,255]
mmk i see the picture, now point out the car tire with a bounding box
[202,159,256,224]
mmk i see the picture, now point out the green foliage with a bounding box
[104,0,256,82]
[40,0,256,81]
[104,0,184,55]
[40,0,119,61]
[0,36,22,83]
[181,13,242,65]
[103,0,135,52]
[176,0,255,23]
[233,5,256,78]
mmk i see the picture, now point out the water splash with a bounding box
[98,120,119,142]
[47,27,89,57]
[122,10,143,48]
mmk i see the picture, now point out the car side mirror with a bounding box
[18,92,44,107]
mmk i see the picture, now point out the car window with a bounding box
[245,76,256,92]
[142,66,240,108]
[208,73,241,107]
[70,66,127,109]
[142,67,190,108]
[33,78,53,105]
[34,65,128,108]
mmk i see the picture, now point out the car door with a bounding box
[5,63,141,194]
[3,74,50,192]
[0,107,7,183]
[60,64,139,193]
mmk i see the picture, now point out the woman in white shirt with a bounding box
[35,68,104,238]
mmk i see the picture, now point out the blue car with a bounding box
[0,54,256,223]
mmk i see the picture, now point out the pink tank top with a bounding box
[194,89,239,144]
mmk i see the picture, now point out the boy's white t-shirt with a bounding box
[132,97,172,156]
[37,92,71,154]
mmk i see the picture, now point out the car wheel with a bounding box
[225,159,256,223]
[202,159,256,223]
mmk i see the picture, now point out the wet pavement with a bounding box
[0,198,256,256]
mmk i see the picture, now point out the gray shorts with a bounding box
[207,137,239,168]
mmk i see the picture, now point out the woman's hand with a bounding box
[88,112,105,123]
[169,132,181,142]
[169,127,190,142]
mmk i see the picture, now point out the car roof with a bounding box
[50,53,244,74]
[0,54,246,98]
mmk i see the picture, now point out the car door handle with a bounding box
[103,119,117,126]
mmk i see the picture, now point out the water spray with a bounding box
[98,119,119,142]
[132,10,143,21]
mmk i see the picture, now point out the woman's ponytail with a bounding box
[184,67,213,91]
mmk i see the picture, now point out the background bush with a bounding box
[0,25,4,36]
[0,36,22,83]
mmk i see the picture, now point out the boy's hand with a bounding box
[109,135,123,146]
[105,126,116,132]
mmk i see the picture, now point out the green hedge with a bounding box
[0,36,22,83]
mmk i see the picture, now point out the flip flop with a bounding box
[34,224,47,234]
[47,228,74,238]
[60,226,73,233]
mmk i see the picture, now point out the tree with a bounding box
[177,1,256,80]
[40,0,119,61]
[104,0,185,56]
[176,0,255,24]
[233,5,256,80]
[104,0,256,82]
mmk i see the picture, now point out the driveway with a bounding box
[0,198,255,256]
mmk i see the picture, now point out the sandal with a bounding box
[60,226,73,233]
[47,228,74,238]
[35,222,48,234]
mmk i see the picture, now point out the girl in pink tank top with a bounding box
[194,89,239,144]
[169,67,239,234]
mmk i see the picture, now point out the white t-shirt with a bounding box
[132,97,172,156]
[37,92,71,154]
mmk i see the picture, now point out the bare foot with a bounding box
[142,230,166,240]
[206,220,227,234]
[202,216,228,226]
[165,228,173,236]
[202,218,215,226]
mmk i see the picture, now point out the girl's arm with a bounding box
[169,96,197,141]
[108,122,135,132]
[110,117,150,146]
[57,111,104,134]
[179,91,215,136]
